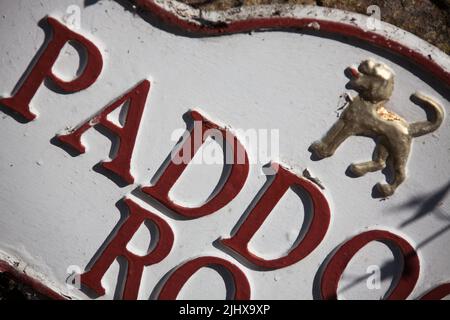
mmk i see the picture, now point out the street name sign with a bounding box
[0,0,449,300]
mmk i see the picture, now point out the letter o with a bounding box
[420,283,450,300]
[158,256,251,300]
[320,230,420,300]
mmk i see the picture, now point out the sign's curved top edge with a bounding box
[133,0,450,88]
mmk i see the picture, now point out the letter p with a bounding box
[0,16,103,121]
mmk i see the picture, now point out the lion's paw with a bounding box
[349,163,367,177]
[376,183,394,198]
[309,141,332,159]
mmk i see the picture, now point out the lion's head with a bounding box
[349,59,395,103]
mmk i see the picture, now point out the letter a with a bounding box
[56,80,150,184]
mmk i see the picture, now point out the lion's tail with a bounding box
[409,92,445,138]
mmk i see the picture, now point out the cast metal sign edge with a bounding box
[133,0,450,87]
[0,0,449,300]
[0,258,66,300]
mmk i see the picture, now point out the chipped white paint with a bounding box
[0,0,449,300]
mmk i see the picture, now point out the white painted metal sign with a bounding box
[0,0,449,300]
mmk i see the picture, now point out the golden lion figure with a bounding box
[310,59,444,197]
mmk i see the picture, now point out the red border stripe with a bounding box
[135,0,450,88]
[0,260,66,300]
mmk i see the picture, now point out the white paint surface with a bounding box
[0,0,449,300]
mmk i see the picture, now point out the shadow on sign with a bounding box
[312,241,407,300]
[392,180,450,251]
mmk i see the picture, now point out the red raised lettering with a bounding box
[220,162,331,269]
[158,256,250,300]
[320,230,420,300]
[0,17,102,121]
[56,80,150,184]
[81,198,174,300]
